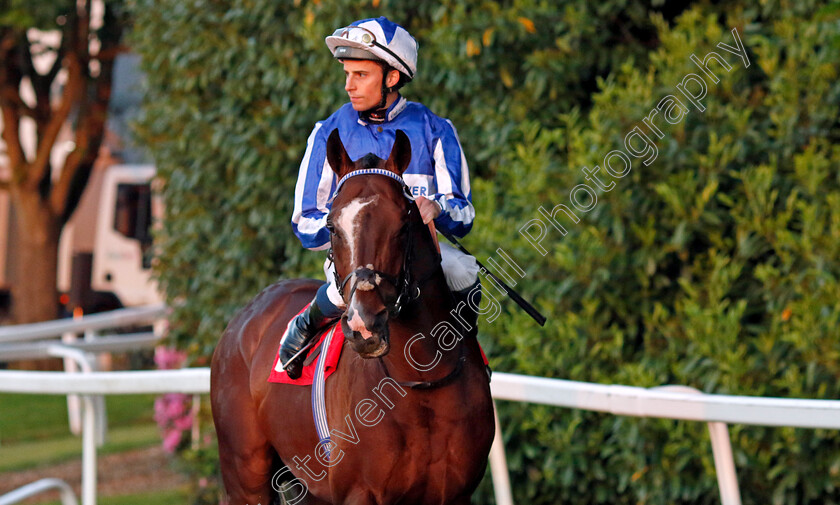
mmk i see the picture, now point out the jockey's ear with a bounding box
[385,130,412,175]
[326,129,353,177]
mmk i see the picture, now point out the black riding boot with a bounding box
[452,279,491,380]
[452,279,481,338]
[278,297,337,379]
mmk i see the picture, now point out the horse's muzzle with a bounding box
[342,300,390,358]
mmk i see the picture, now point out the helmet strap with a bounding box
[360,64,395,124]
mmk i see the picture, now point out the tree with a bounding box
[0,0,125,323]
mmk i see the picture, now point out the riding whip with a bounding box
[438,230,547,326]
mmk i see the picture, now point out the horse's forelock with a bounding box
[357,153,384,170]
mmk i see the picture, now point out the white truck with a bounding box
[0,164,163,316]
[58,163,163,313]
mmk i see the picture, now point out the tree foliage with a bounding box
[131,0,840,503]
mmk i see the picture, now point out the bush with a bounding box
[474,3,840,503]
[130,0,840,503]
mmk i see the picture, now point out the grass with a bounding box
[0,423,162,472]
[0,393,157,443]
[0,393,74,442]
[98,488,189,505]
[0,392,165,472]
[40,486,190,505]
[0,386,193,504]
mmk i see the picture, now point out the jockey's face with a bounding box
[342,59,385,111]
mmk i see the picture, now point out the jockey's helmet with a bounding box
[325,17,418,86]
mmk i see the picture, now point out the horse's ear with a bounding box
[326,129,352,177]
[385,130,412,175]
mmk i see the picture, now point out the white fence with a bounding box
[0,304,167,344]
[0,479,78,505]
[490,373,840,429]
[0,304,168,442]
[0,306,169,505]
[5,368,840,504]
[3,307,840,505]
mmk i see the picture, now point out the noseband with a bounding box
[329,169,419,316]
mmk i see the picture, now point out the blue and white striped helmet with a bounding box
[325,17,418,81]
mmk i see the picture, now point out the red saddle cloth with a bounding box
[267,304,345,386]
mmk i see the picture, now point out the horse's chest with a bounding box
[313,357,494,504]
[323,402,490,503]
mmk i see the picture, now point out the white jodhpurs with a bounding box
[323,240,480,309]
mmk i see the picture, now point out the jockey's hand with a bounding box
[416,196,442,225]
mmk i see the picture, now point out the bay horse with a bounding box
[210,129,495,505]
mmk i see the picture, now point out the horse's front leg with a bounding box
[215,410,278,505]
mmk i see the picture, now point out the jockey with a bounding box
[278,16,480,379]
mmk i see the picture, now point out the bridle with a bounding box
[328,168,420,317]
[329,167,468,391]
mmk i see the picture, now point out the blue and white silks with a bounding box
[291,96,475,251]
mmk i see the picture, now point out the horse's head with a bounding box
[326,128,416,358]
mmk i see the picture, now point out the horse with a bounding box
[210,129,495,505]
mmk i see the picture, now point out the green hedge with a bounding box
[130,0,840,503]
[130,0,667,358]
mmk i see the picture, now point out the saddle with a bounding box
[268,305,345,386]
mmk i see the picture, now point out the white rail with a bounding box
[489,372,840,430]
[0,304,167,343]
[0,332,160,362]
[3,369,840,504]
[0,478,78,505]
[0,369,209,395]
[0,306,167,437]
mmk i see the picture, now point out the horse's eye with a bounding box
[326,219,335,233]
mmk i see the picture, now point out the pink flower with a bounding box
[162,429,182,453]
[154,346,187,370]
[153,402,167,424]
[155,394,187,422]
[174,413,194,431]
[154,388,192,452]
[164,395,187,418]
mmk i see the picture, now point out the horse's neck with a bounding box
[406,220,452,321]
[385,222,462,378]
